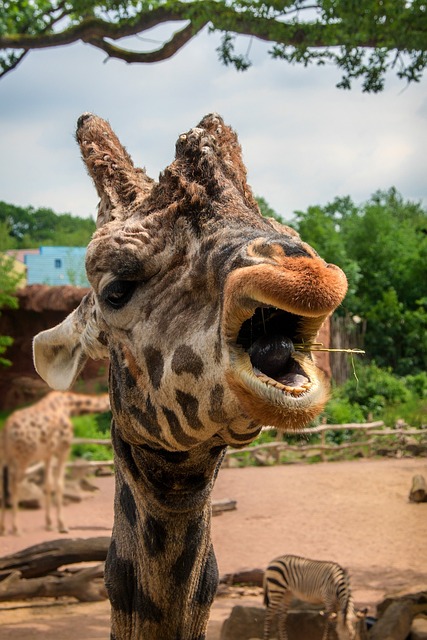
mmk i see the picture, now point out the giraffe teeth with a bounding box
[253,371,312,396]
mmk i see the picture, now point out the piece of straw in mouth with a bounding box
[294,342,365,355]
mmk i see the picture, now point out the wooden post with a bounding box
[321,418,327,462]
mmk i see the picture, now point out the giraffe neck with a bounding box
[106,420,226,640]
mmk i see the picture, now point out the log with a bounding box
[0,564,107,602]
[0,536,111,580]
[219,568,264,587]
[409,475,427,503]
[212,498,237,515]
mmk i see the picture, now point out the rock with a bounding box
[412,615,427,640]
[376,590,427,617]
[220,605,266,639]
[368,600,413,640]
[253,452,275,466]
[226,457,241,468]
[18,478,44,509]
[79,477,100,492]
[220,604,337,640]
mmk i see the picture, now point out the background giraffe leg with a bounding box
[43,456,54,531]
[9,464,22,535]
[53,450,69,533]
[0,464,5,535]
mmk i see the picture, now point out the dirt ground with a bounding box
[0,457,426,639]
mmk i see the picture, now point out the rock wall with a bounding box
[0,285,108,410]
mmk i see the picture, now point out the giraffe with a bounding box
[32,113,348,640]
[0,391,110,535]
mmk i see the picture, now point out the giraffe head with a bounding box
[33,113,347,450]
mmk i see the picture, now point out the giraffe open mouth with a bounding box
[224,295,330,428]
[235,306,317,397]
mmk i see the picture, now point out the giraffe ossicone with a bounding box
[33,113,347,639]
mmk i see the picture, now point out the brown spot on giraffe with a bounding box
[172,345,204,378]
[32,113,347,639]
[0,391,110,535]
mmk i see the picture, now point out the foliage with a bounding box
[0,253,24,367]
[1,1,426,90]
[256,196,284,223]
[322,396,365,426]
[291,188,427,376]
[363,290,427,375]
[0,201,96,249]
[71,411,112,461]
[334,361,412,416]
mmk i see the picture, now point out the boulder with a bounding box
[220,604,338,640]
[18,478,44,509]
[368,600,413,640]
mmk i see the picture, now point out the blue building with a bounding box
[25,247,89,286]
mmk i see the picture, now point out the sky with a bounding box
[1,24,426,223]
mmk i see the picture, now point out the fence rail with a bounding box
[70,421,427,470]
[223,421,427,465]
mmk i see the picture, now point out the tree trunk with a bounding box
[0,536,110,580]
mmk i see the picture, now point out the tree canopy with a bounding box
[0,254,24,367]
[1,1,426,91]
[0,201,96,248]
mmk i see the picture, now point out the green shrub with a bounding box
[71,412,112,461]
[323,397,365,425]
[404,371,427,399]
[337,362,411,417]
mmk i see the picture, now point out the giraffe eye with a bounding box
[102,280,136,309]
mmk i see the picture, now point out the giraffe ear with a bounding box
[76,113,154,227]
[33,293,108,391]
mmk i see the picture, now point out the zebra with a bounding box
[263,554,366,640]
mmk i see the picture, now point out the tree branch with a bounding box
[85,20,207,64]
[0,51,29,79]
[0,6,186,50]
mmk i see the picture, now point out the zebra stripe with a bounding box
[263,554,358,640]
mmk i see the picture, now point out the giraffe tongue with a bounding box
[248,334,309,387]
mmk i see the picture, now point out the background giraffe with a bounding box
[33,113,347,639]
[0,391,110,535]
